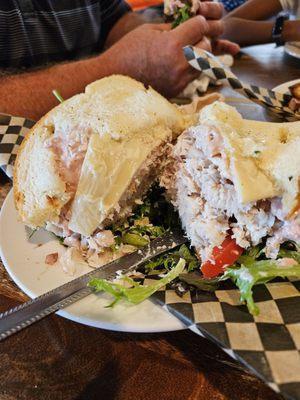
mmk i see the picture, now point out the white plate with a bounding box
[0,189,184,333]
[273,78,300,94]
[285,42,300,59]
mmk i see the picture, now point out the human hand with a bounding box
[194,1,240,56]
[103,2,238,97]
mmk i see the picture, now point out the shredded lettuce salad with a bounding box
[222,243,300,315]
[181,241,300,315]
[88,187,300,315]
[89,259,186,307]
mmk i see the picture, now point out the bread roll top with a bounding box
[14,75,189,235]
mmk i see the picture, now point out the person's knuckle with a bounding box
[195,15,208,33]
[217,21,225,35]
[218,2,225,13]
[208,20,223,36]
[202,2,218,15]
[198,2,208,13]
[213,2,223,13]
[196,14,206,25]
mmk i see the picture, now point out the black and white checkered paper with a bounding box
[184,46,300,122]
[150,276,300,400]
[0,114,35,178]
[1,112,300,400]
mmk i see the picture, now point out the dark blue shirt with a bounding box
[0,0,130,68]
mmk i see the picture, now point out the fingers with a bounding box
[172,15,224,46]
[206,19,224,37]
[212,39,240,56]
[195,36,212,53]
[152,23,172,31]
[198,1,224,20]
[171,16,208,45]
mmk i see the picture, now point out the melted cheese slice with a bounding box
[200,102,300,214]
[68,75,186,236]
[69,129,170,236]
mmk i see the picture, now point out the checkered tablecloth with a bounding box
[0,112,300,400]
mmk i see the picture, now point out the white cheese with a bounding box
[69,129,170,236]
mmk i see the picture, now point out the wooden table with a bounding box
[1,43,299,400]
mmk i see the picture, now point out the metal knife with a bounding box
[0,230,187,342]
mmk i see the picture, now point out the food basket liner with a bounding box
[184,45,300,122]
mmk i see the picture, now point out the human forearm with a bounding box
[283,20,300,43]
[223,18,274,46]
[105,12,147,48]
[223,18,300,47]
[0,4,237,121]
[222,0,285,46]
[225,0,282,20]
[0,52,133,121]
[0,12,151,121]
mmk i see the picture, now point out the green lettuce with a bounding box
[179,272,220,292]
[178,243,300,315]
[88,183,300,316]
[222,260,300,315]
[109,186,179,252]
[52,89,64,103]
[144,244,198,275]
[88,258,186,307]
[172,4,191,28]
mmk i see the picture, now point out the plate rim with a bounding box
[285,41,300,59]
[273,78,300,93]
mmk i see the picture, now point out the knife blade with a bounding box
[0,230,187,341]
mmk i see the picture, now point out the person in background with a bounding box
[0,1,239,121]
[223,0,300,46]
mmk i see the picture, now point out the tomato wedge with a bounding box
[201,236,244,278]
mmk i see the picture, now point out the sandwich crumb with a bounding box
[45,252,58,265]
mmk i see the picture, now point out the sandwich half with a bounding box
[161,101,300,275]
[14,75,192,258]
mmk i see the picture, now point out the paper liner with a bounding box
[184,45,300,122]
[0,114,35,178]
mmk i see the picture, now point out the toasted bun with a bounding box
[14,75,188,233]
[14,114,70,228]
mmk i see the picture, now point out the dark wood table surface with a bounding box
[1,43,299,400]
